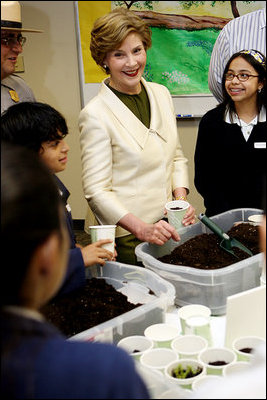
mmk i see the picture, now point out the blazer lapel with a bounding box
[141,78,168,143]
[99,80,149,149]
[99,78,168,148]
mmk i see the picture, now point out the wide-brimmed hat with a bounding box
[1,1,43,32]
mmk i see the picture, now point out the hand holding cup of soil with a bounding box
[165,200,190,231]
[89,225,117,262]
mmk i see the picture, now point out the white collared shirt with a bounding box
[225,107,266,141]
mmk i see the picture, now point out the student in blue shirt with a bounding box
[1,101,115,296]
[1,142,149,399]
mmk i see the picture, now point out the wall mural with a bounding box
[77,1,265,95]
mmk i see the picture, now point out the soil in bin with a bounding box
[158,223,260,270]
[41,278,141,338]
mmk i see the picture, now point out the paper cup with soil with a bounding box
[198,347,236,375]
[164,359,206,389]
[232,336,266,362]
[117,335,154,361]
[89,225,116,255]
[165,200,190,231]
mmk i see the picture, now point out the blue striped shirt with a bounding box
[208,8,266,102]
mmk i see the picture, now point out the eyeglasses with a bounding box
[1,35,26,47]
[225,72,259,82]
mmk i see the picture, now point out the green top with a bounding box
[106,82,151,128]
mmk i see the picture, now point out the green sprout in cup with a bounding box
[172,364,202,379]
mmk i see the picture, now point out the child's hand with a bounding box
[80,239,114,266]
[113,243,118,261]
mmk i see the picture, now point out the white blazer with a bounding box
[79,78,189,237]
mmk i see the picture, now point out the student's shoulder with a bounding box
[53,336,130,359]
[201,104,225,123]
[49,338,137,377]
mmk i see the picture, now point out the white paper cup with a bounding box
[232,336,266,362]
[192,374,223,391]
[158,388,192,399]
[185,315,212,346]
[117,335,154,361]
[171,335,208,359]
[198,347,237,375]
[165,200,190,231]
[144,323,180,348]
[164,358,206,389]
[178,304,211,335]
[222,361,250,377]
[248,214,263,225]
[140,348,179,373]
[89,225,116,254]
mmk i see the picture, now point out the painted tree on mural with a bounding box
[112,1,260,94]
[114,1,159,10]
[176,1,257,18]
[115,1,257,17]
[114,1,258,28]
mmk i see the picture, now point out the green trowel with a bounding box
[198,213,253,259]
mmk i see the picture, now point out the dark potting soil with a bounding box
[208,361,228,366]
[41,278,141,338]
[240,347,253,353]
[158,223,260,270]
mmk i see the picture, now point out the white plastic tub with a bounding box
[69,261,175,343]
[135,209,263,315]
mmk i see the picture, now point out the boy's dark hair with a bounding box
[1,102,68,152]
[1,142,64,306]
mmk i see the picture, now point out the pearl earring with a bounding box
[258,87,262,93]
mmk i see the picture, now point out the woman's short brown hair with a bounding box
[90,8,152,73]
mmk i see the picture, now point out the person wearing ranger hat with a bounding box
[1,1,42,113]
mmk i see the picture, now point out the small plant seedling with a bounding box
[172,364,202,379]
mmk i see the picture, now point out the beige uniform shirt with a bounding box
[1,74,35,114]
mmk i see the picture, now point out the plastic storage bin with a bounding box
[135,209,263,315]
[69,261,175,343]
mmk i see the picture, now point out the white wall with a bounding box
[19,1,205,220]
[20,1,88,219]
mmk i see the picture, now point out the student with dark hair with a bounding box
[1,142,149,399]
[194,50,266,217]
[208,8,266,103]
[1,101,115,296]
